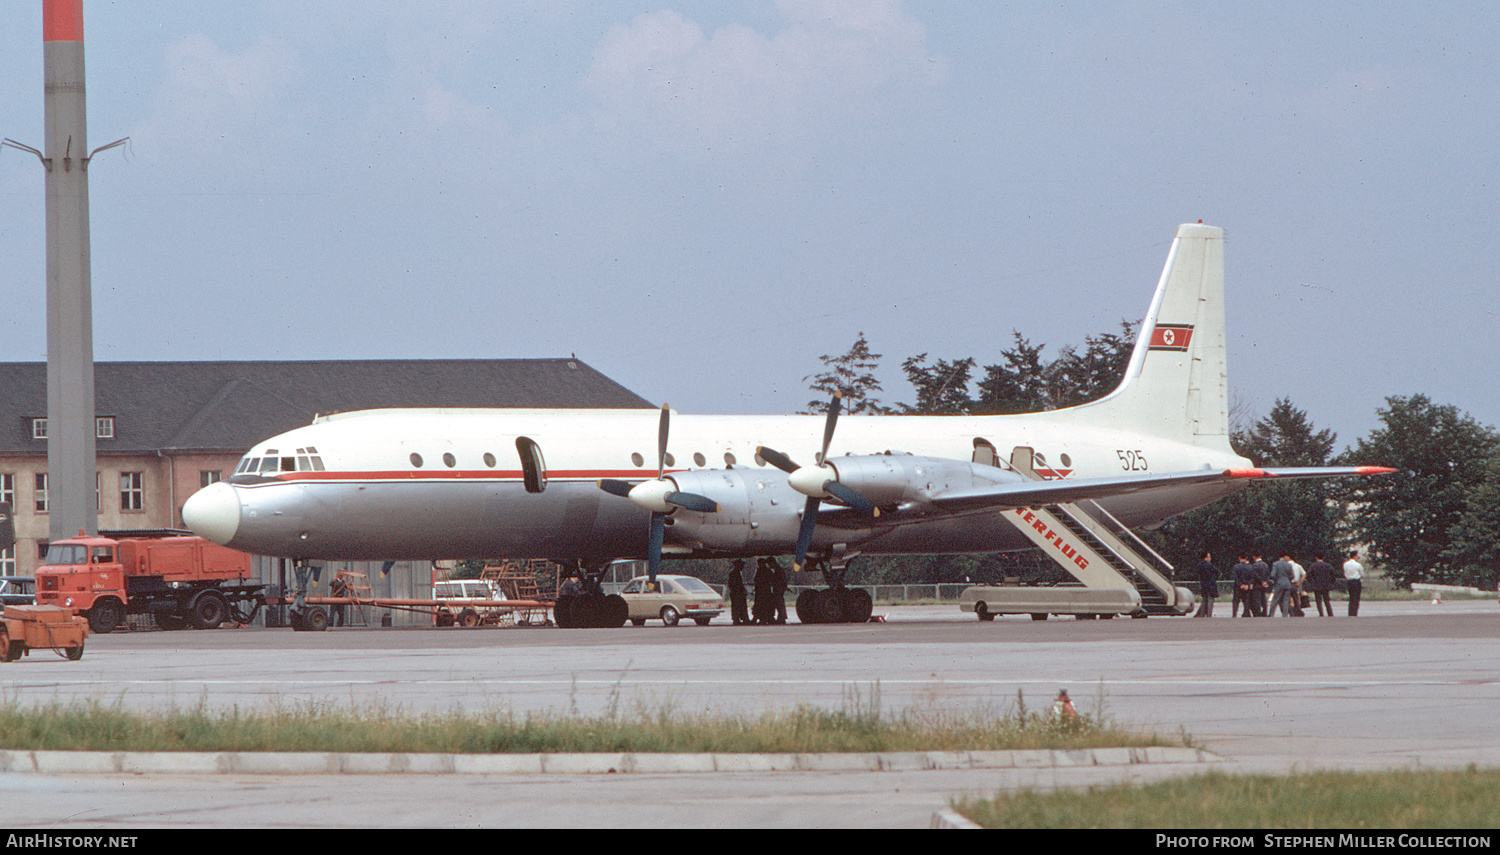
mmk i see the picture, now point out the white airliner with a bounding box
[182,223,1390,621]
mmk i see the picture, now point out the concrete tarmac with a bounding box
[0,599,1496,828]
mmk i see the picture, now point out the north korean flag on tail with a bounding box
[1148,323,1194,352]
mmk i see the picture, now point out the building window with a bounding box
[0,544,13,575]
[200,470,222,488]
[0,473,13,507]
[34,473,47,514]
[31,418,47,440]
[96,417,114,439]
[120,472,144,512]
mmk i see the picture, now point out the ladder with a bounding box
[1002,448,1192,616]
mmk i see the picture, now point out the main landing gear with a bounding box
[553,564,629,629]
[793,559,873,625]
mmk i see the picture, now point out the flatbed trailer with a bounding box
[266,595,552,630]
[958,585,1144,620]
[1,605,88,661]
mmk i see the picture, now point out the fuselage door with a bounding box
[516,437,547,493]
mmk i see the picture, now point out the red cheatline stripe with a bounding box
[44,0,84,42]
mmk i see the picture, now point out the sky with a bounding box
[2,1,1497,452]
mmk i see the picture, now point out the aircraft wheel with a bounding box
[660,605,680,627]
[795,589,820,624]
[604,594,629,628]
[843,588,873,624]
[814,589,845,624]
[1030,613,1049,621]
[89,599,123,634]
[553,595,575,628]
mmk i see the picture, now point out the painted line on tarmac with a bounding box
[12,676,1500,688]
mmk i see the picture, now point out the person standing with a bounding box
[1251,552,1271,617]
[768,558,789,625]
[752,559,774,625]
[1194,550,1218,617]
[1268,554,1295,617]
[1289,557,1307,617]
[1232,554,1254,618]
[1307,553,1337,617]
[728,559,750,625]
[1343,550,1365,616]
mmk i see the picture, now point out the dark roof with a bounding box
[0,359,654,454]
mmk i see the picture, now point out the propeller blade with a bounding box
[647,512,665,583]
[597,479,636,498]
[818,391,842,464]
[793,495,821,573]
[666,491,719,513]
[825,481,879,516]
[757,445,799,474]
[657,403,670,478]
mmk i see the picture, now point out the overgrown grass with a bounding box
[0,687,1175,755]
[953,767,1500,828]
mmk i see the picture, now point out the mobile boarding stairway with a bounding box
[960,448,1195,620]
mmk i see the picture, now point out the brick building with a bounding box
[0,359,653,577]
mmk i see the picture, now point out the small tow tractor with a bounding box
[0,605,89,662]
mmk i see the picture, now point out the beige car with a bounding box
[619,575,724,626]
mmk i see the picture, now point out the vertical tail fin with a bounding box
[1074,224,1231,451]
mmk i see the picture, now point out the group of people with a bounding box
[725,557,788,625]
[1194,549,1365,618]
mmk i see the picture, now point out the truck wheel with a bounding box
[0,630,12,662]
[458,608,480,627]
[65,643,84,661]
[187,591,228,630]
[303,607,330,632]
[89,600,123,634]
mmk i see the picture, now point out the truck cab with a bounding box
[35,536,129,632]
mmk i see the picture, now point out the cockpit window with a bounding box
[259,457,279,475]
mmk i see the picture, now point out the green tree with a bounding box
[1443,448,1500,589]
[1339,394,1500,587]
[803,333,891,415]
[972,321,1136,415]
[1152,398,1342,571]
[898,354,976,415]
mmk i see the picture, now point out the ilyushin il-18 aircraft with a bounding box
[183,223,1391,627]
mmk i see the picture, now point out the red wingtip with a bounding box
[1226,467,1270,478]
[1357,466,1398,475]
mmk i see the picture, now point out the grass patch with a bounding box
[953,767,1500,828]
[0,687,1175,755]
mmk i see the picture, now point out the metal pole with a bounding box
[44,0,97,540]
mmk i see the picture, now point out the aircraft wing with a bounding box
[809,465,1395,528]
[924,465,1395,514]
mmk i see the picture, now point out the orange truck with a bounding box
[35,530,262,634]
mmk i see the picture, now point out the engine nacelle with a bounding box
[825,453,1023,507]
[661,468,880,553]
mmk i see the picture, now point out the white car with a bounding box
[618,575,724,626]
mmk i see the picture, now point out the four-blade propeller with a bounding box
[597,404,718,582]
[756,392,879,572]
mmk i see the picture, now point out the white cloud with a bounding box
[131,32,299,183]
[582,2,944,160]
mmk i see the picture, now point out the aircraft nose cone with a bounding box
[183,481,242,545]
